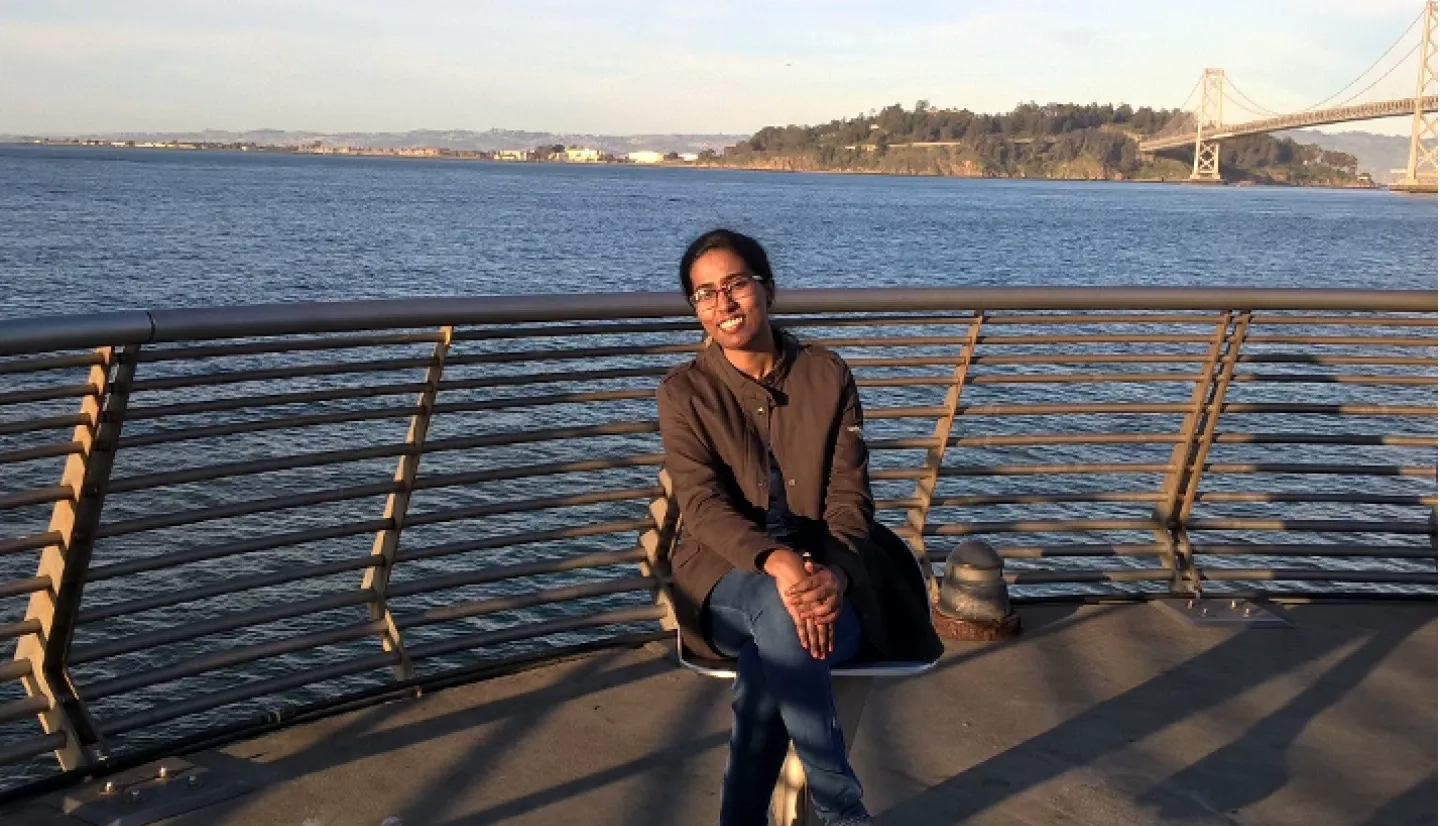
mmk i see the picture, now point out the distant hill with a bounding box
[1278,129,1411,182]
[714,102,1366,186]
[0,129,747,155]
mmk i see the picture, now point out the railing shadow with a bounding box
[1357,773,1437,826]
[383,652,620,826]
[438,607,1115,824]
[614,676,731,826]
[90,603,1434,826]
[382,651,729,826]
[438,731,732,826]
[166,649,677,826]
[1136,623,1415,819]
[873,606,1434,826]
[854,602,1112,815]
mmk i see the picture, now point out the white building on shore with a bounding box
[628,150,664,164]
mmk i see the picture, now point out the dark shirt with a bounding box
[765,449,801,546]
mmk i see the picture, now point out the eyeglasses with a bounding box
[689,275,765,309]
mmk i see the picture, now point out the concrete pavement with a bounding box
[5,601,1434,826]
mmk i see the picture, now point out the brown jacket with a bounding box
[658,330,941,663]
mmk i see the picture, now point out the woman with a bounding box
[658,229,942,826]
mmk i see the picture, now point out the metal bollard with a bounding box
[932,540,1021,641]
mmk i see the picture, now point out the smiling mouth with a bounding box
[718,316,744,333]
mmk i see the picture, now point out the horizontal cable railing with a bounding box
[0,287,1434,796]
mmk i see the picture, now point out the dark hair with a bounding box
[678,229,774,297]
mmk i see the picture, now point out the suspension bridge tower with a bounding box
[1394,0,1438,193]
[1189,68,1226,183]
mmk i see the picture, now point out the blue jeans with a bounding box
[706,568,872,826]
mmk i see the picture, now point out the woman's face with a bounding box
[689,248,774,351]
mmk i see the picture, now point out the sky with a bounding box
[0,0,1431,137]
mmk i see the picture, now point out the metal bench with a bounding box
[676,547,939,826]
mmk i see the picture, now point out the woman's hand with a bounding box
[789,561,846,659]
[786,559,845,625]
[763,549,833,659]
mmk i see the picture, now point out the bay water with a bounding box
[1,144,1435,317]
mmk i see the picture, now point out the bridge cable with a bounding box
[1331,40,1424,109]
[1153,110,1195,140]
[1220,90,1280,120]
[1299,6,1426,111]
[1225,78,1283,117]
[1174,74,1204,113]
[1147,75,1205,139]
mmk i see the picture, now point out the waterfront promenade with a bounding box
[1,288,1433,824]
[5,601,1433,826]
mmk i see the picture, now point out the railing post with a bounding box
[640,469,680,631]
[1155,312,1233,596]
[1157,312,1249,595]
[901,312,984,597]
[1172,311,1251,590]
[362,327,453,682]
[14,344,136,768]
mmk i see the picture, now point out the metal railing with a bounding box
[0,287,1435,794]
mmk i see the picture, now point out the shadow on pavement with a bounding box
[876,606,1433,826]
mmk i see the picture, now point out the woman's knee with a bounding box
[747,585,811,657]
[744,577,789,624]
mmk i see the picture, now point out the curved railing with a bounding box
[0,287,1435,795]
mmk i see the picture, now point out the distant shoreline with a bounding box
[695,162,1382,190]
[3,139,1382,190]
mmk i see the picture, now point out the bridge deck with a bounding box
[1135,95,1439,152]
[5,602,1436,826]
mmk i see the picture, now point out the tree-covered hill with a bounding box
[715,101,1364,185]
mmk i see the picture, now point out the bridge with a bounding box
[1137,95,1439,151]
[1139,1,1438,190]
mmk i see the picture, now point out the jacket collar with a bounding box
[699,327,799,403]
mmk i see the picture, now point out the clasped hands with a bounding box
[763,547,847,660]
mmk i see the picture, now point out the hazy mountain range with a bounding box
[1278,129,1413,182]
[4,128,748,155]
